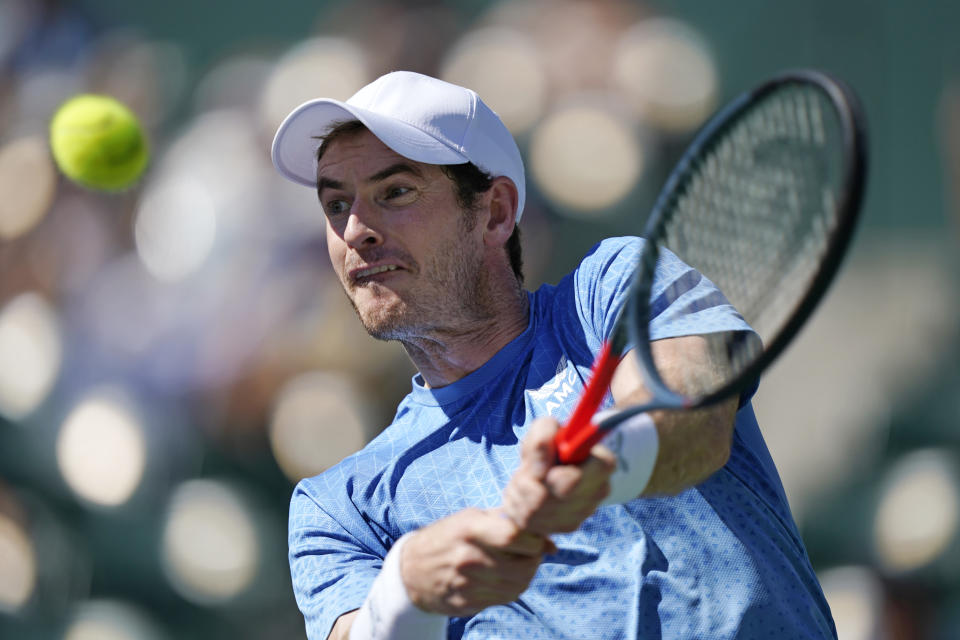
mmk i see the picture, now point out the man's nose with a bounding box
[343,202,384,249]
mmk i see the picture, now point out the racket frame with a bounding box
[562,69,869,455]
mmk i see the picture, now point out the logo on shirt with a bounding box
[526,355,584,417]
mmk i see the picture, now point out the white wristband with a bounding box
[349,533,447,640]
[598,412,659,506]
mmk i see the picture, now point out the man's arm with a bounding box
[399,507,554,615]
[611,335,738,497]
[502,333,739,534]
[326,509,555,639]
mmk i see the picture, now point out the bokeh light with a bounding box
[269,370,371,483]
[260,36,369,136]
[612,18,718,133]
[485,0,641,98]
[873,448,960,575]
[56,389,147,507]
[0,292,62,421]
[529,99,644,214]
[0,511,36,614]
[64,600,165,640]
[0,136,56,240]
[161,480,259,605]
[150,108,272,239]
[817,565,886,640]
[440,26,546,133]
[134,179,217,283]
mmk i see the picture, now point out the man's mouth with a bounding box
[351,264,401,283]
[357,264,398,277]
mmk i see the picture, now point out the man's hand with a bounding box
[501,417,616,536]
[400,507,555,617]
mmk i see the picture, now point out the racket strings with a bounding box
[657,85,845,385]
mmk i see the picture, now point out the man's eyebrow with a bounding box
[366,162,425,183]
[317,162,424,200]
[317,176,343,199]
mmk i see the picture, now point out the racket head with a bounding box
[627,69,868,410]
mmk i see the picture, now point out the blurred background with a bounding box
[0,0,958,638]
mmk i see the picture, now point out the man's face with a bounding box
[317,129,493,340]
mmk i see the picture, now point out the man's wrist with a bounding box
[397,529,429,611]
[349,533,447,640]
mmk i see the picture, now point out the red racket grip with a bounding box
[555,341,623,464]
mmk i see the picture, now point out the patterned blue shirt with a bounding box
[289,237,836,639]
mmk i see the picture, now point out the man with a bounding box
[272,71,836,639]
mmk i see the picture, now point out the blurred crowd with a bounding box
[0,0,958,638]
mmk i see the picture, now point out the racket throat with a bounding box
[556,340,623,463]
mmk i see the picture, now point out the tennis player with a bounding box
[272,71,836,640]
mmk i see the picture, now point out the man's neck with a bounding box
[401,288,529,388]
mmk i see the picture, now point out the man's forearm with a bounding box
[641,399,737,496]
[609,337,739,498]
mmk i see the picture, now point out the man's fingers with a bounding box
[504,435,618,535]
[502,471,549,528]
[544,451,613,499]
[502,422,623,540]
[587,443,618,472]
[521,417,559,478]
[473,509,554,557]
[462,549,541,580]
[401,507,553,616]
[501,527,554,557]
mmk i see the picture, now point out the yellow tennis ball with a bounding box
[49,94,149,191]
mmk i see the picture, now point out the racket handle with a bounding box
[555,341,621,464]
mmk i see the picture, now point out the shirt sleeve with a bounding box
[572,236,643,352]
[646,245,754,342]
[289,478,387,640]
[573,236,755,342]
[573,236,760,404]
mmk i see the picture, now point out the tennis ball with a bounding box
[49,94,149,191]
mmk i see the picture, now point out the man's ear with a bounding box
[483,176,519,247]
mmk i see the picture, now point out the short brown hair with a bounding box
[315,120,524,284]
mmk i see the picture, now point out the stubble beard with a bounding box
[344,229,496,343]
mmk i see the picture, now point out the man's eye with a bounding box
[385,186,412,199]
[325,199,349,215]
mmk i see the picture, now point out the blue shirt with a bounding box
[289,237,836,639]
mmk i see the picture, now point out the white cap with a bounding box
[271,70,526,222]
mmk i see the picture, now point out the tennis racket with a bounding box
[555,69,868,464]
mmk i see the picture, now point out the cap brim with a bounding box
[271,98,468,188]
